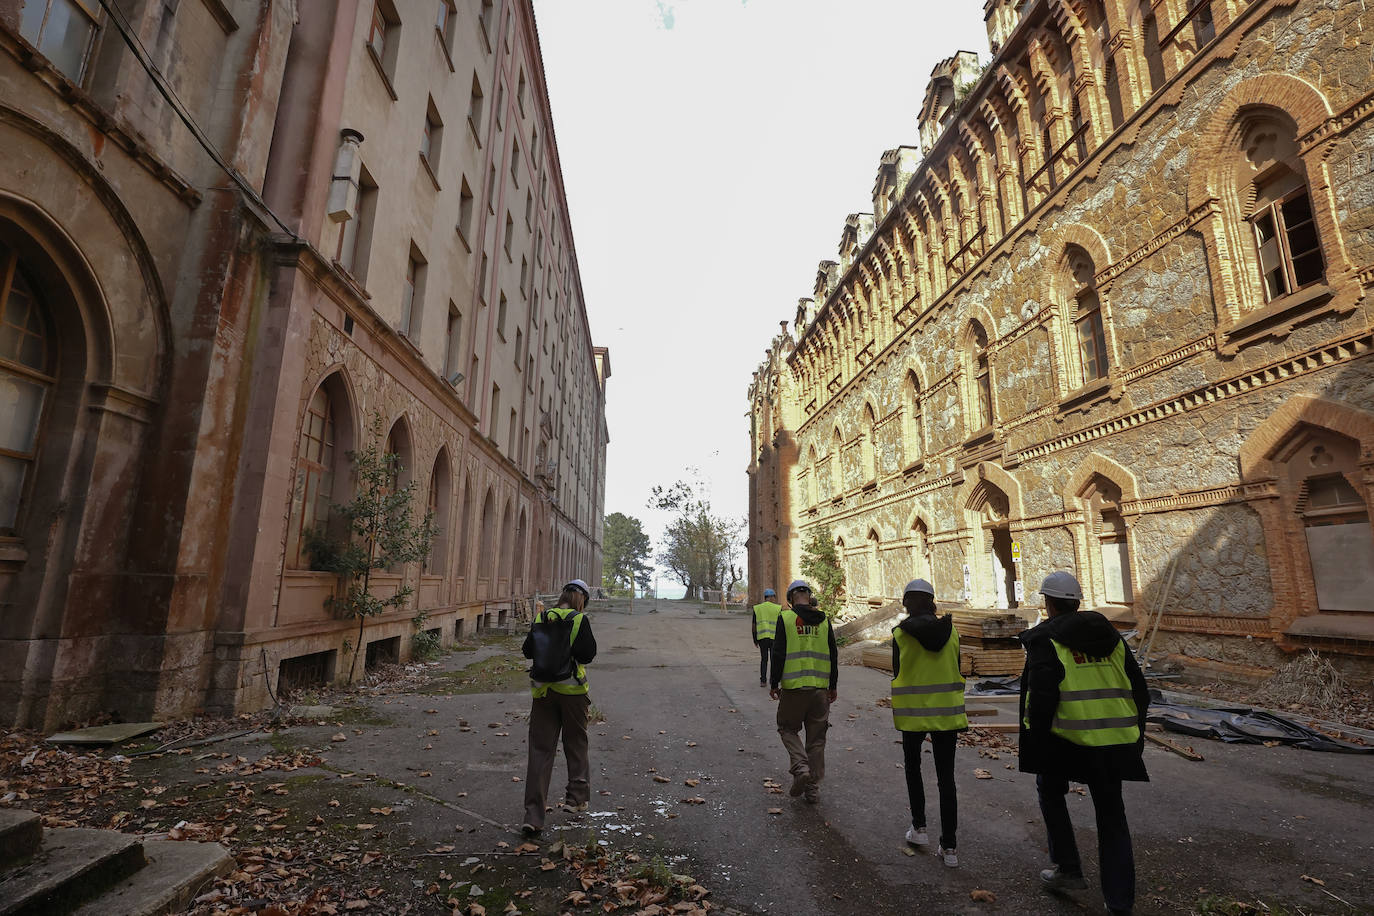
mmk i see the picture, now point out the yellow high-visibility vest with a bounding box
[753,601,782,641]
[891,626,967,732]
[1045,639,1139,746]
[778,609,831,689]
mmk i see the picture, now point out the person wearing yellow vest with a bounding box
[1019,571,1149,916]
[751,588,782,687]
[891,578,966,868]
[520,579,598,837]
[768,579,837,804]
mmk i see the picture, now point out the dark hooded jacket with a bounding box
[890,612,954,678]
[1018,610,1149,782]
[770,603,839,691]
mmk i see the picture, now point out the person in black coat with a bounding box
[1019,571,1149,916]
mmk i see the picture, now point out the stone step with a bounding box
[0,828,145,916]
[0,811,41,872]
[69,839,233,916]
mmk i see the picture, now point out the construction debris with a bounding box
[952,611,1026,676]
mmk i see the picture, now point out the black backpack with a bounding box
[528,610,580,683]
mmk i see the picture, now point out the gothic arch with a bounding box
[1240,396,1374,479]
[1063,452,1141,504]
[1186,73,1334,208]
[956,462,1025,519]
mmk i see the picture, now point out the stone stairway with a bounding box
[0,809,232,916]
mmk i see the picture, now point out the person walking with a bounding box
[521,579,598,837]
[1019,571,1149,916]
[769,579,837,804]
[751,588,782,687]
[891,578,966,868]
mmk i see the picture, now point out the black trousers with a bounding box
[901,730,958,849]
[756,639,772,682]
[1037,773,1135,913]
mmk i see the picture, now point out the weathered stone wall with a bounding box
[748,0,1374,672]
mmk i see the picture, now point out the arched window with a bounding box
[912,517,931,581]
[966,320,994,431]
[424,450,451,576]
[1063,245,1110,385]
[1139,4,1166,96]
[830,426,844,497]
[513,508,527,586]
[866,529,881,597]
[806,445,819,506]
[457,474,472,585]
[479,487,496,580]
[385,418,413,492]
[861,403,877,483]
[286,377,353,570]
[499,498,514,583]
[903,370,923,465]
[1081,474,1133,607]
[0,244,55,534]
[1238,112,1325,303]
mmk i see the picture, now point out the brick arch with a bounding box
[1185,73,1333,208]
[1239,396,1374,480]
[1041,222,1113,278]
[1063,452,1141,503]
[956,461,1024,519]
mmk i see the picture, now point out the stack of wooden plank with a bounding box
[952,610,1027,676]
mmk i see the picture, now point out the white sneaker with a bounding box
[905,826,929,847]
[937,845,958,868]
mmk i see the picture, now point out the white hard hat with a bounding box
[563,579,590,598]
[903,578,935,596]
[786,579,811,599]
[1039,571,1083,601]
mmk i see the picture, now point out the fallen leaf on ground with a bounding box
[768,808,782,815]
[1301,874,1326,886]
[652,775,670,783]
[974,769,993,779]
[331,734,347,742]
[684,778,699,787]
[970,889,996,903]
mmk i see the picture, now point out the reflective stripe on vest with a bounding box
[1047,639,1138,746]
[530,608,589,697]
[779,609,831,689]
[890,626,967,732]
[753,602,782,641]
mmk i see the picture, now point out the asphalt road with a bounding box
[284,604,1374,915]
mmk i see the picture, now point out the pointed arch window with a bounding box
[862,404,878,483]
[967,320,994,431]
[903,370,924,465]
[830,427,844,497]
[288,387,337,569]
[0,245,55,534]
[1064,246,1109,384]
[1082,475,1133,606]
[912,518,931,581]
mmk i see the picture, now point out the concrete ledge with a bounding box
[0,810,41,870]
[0,828,145,916]
[70,839,233,916]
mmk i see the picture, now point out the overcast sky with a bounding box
[531,0,989,588]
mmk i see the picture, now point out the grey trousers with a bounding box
[523,691,590,828]
[776,686,830,783]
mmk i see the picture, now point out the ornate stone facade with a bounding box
[748,0,1374,675]
[0,0,607,729]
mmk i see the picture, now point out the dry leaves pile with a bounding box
[0,733,133,822]
[540,839,713,915]
[958,727,1019,753]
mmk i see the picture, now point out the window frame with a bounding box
[1249,185,1325,304]
[0,249,57,536]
